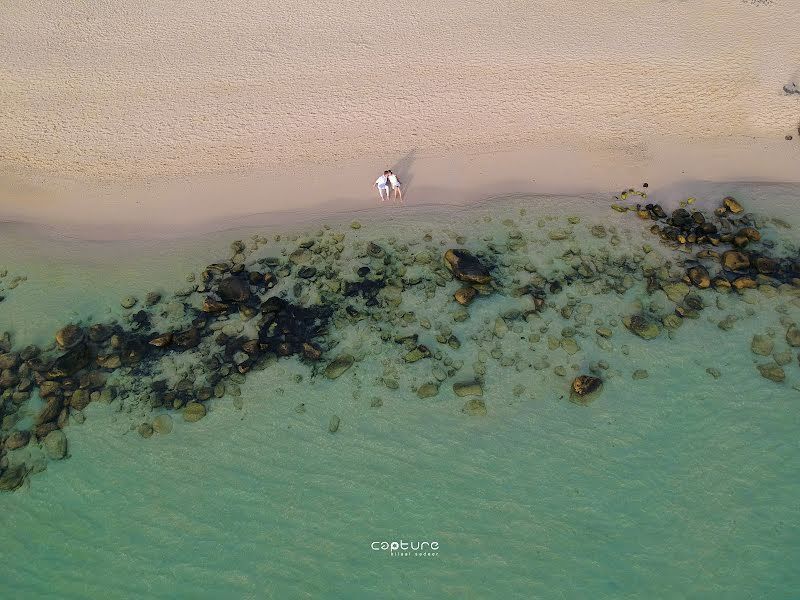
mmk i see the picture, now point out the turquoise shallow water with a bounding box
[1,186,799,599]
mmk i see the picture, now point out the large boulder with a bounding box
[443,250,492,284]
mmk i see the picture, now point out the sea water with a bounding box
[0,184,799,599]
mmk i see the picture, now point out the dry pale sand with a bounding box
[1,0,799,236]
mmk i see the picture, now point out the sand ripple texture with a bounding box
[1,0,799,181]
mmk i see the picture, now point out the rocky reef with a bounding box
[1,194,798,491]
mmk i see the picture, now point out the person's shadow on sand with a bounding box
[393,150,416,197]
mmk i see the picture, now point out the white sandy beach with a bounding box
[1,0,799,234]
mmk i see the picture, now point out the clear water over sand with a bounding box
[1,185,799,599]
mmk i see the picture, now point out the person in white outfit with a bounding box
[374,171,390,202]
[387,170,402,201]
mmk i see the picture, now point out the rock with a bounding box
[784,82,800,95]
[4,430,30,451]
[145,292,162,306]
[623,315,661,340]
[453,381,483,397]
[687,266,710,288]
[732,277,757,291]
[328,415,340,433]
[548,229,570,240]
[173,328,201,349]
[560,338,580,355]
[751,334,774,356]
[55,325,85,349]
[706,367,721,379]
[370,397,383,408]
[461,398,487,416]
[137,423,154,438]
[367,242,385,258]
[416,383,439,398]
[754,257,778,274]
[324,354,355,379]
[721,251,749,271]
[120,296,137,309]
[218,277,251,303]
[569,375,603,405]
[596,327,613,338]
[632,369,649,380]
[757,362,785,383]
[443,250,492,284]
[48,343,91,378]
[404,346,430,363]
[152,414,173,434]
[0,465,26,491]
[774,351,792,367]
[494,318,509,338]
[786,324,800,347]
[43,430,67,460]
[723,197,744,214]
[149,333,173,348]
[183,402,207,422]
[662,283,690,304]
[36,396,63,425]
[202,298,228,313]
[350,221,362,229]
[69,389,91,411]
[454,286,478,306]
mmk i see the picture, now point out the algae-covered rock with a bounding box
[751,335,774,356]
[324,354,355,379]
[623,315,661,340]
[453,382,483,397]
[183,402,207,422]
[461,398,487,416]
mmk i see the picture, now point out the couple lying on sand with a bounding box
[374,170,402,202]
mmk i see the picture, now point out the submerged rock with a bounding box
[55,325,85,350]
[751,335,774,356]
[416,383,439,398]
[443,250,491,284]
[43,430,67,460]
[183,402,207,422]
[721,251,750,272]
[461,398,487,416]
[786,324,800,347]
[328,415,340,433]
[453,381,483,397]
[152,414,173,434]
[4,430,30,451]
[324,354,355,379]
[0,465,26,491]
[454,286,478,306]
[623,315,661,340]
[757,362,785,383]
[217,277,251,303]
